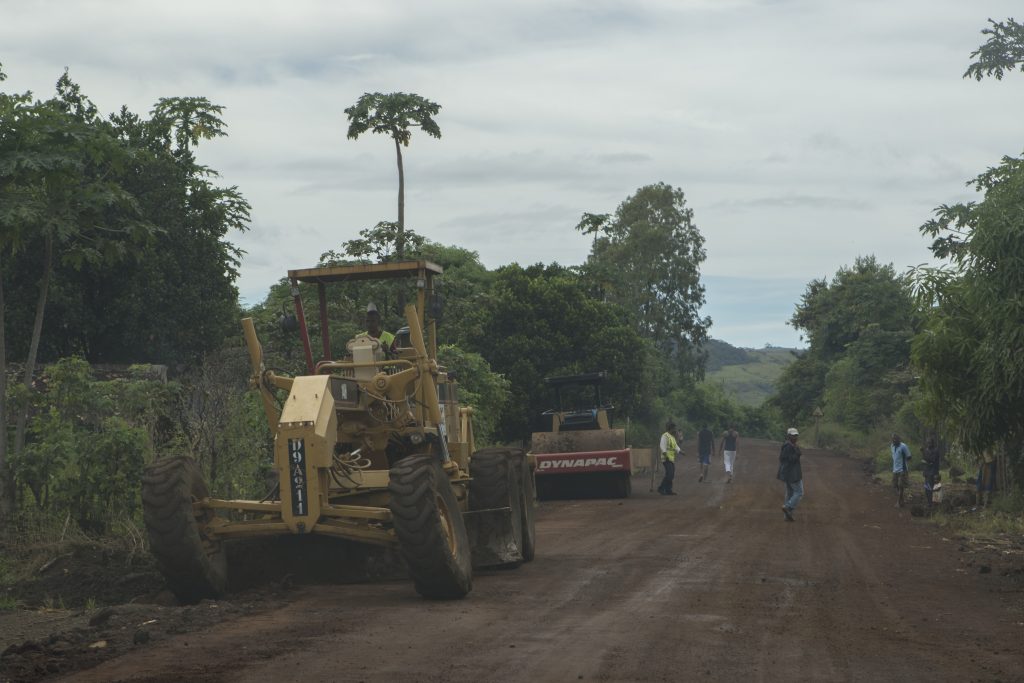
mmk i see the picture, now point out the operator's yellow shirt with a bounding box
[360,330,395,348]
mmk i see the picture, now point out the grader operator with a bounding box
[142,260,535,603]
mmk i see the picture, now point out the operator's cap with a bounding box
[366,302,379,314]
[786,427,799,436]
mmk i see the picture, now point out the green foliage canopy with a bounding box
[577,183,710,378]
[964,18,1024,81]
[773,256,915,426]
[912,154,1024,456]
[463,263,653,443]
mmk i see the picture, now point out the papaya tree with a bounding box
[344,92,441,260]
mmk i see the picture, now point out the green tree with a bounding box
[0,61,13,515]
[909,23,1024,483]
[770,352,829,424]
[0,69,155,517]
[964,18,1024,81]
[822,325,913,430]
[344,92,441,260]
[437,344,510,446]
[2,95,250,366]
[463,263,654,442]
[788,256,914,361]
[577,183,710,379]
[912,154,1024,467]
[150,96,227,151]
[773,257,915,424]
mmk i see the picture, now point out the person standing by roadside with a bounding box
[658,421,679,495]
[891,433,912,508]
[697,424,714,483]
[777,427,803,521]
[921,436,941,509]
[974,448,997,510]
[719,425,739,483]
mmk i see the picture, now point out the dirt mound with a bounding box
[2,542,164,610]
[0,533,408,682]
[0,597,278,683]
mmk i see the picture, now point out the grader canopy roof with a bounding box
[288,260,443,284]
[286,260,444,373]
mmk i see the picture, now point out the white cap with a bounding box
[786,427,799,436]
[366,302,379,314]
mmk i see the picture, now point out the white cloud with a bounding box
[3,0,1023,346]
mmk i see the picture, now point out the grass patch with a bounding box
[928,506,1024,537]
[0,510,161,609]
[0,595,17,611]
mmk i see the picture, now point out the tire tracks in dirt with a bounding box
[56,439,1024,683]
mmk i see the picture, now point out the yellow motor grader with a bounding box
[142,260,534,602]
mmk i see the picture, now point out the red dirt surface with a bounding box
[4,438,1023,682]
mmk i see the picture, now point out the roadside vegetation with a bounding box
[769,18,1024,531]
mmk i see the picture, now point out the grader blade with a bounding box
[464,507,522,568]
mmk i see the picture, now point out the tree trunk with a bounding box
[209,432,218,489]
[394,137,405,260]
[14,232,53,460]
[0,254,13,518]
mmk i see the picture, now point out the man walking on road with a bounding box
[658,421,679,495]
[891,433,911,508]
[778,427,803,521]
[720,425,739,483]
[697,424,714,482]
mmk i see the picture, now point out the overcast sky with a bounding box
[4,0,1023,347]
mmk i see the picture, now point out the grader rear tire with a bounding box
[388,455,472,599]
[141,456,226,604]
[469,447,525,567]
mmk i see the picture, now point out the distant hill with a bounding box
[701,339,800,406]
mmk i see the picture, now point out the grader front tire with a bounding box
[142,456,227,604]
[388,455,473,599]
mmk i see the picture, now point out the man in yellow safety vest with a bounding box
[361,302,395,352]
[658,421,679,495]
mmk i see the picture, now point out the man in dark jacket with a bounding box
[777,427,803,521]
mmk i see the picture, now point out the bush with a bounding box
[11,358,170,533]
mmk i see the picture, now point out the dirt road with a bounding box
[50,439,1024,681]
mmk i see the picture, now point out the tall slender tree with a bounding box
[344,92,441,260]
